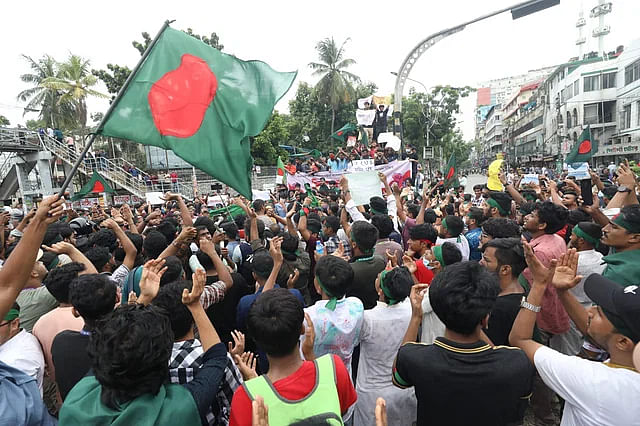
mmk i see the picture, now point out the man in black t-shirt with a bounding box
[347,221,386,310]
[393,261,533,426]
[52,274,117,400]
[479,238,527,346]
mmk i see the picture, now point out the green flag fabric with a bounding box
[98,26,297,199]
[330,123,358,142]
[304,183,320,207]
[359,125,369,147]
[71,171,114,201]
[565,126,597,164]
[208,204,245,220]
[276,156,287,185]
[443,154,459,189]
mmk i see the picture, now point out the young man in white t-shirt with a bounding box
[511,247,640,426]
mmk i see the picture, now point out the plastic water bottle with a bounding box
[315,240,324,255]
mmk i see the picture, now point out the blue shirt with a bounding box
[0,361,57,425]
[236,285,304,332]
[465,227,482,261]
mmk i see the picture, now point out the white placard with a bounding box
[378,133,401,151]
[252,189,271,201]
[145,192,165,205]
[357,96,373,109]
[356,109,376,126]
[567,162,590,180]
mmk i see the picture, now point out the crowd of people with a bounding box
[0,159,639,426]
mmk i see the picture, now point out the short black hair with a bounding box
[487,192,512,217]
[160,256,184,286]
[315,256,353,300]
[245,216,265,241]
[443,216,464,238]
[602,186,617,200]
[143,231,168,260]
[43,262,86,303]
[484,238,526,277]
[194,216,216,236]
[535,201,569,234]
[382,266,412,302]
[156,221,177,244]
[125,231,144,254]
[69,274,117,327]
[430,261,499,335]
[473,184,484,191]
[567,209,591,226]
[423,209,437,224]
[90,229,117,252]
[440,242,462,266]
[56,223,74,240]
[85,246,112,271]
[152,280,193,339]
[467,207,485,225]
[518,201,538,216]
[482,218,521,239]
[619,205,640,233]
[323,215,340,234]
[251,250,274,280]
[371,214,394,239]
[247,288,304,357]
[221,222,238,240]
[307,218,322,234]
[88,304,173,410]
[43,224,63,246]
[406,203,420,218]
[252,199,266,211]
[369,197,388,215]
[351,221,379,253]
[281,232,300,261]
[409,223,438,244]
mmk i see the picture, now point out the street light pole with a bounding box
[392,0,560,153]
[390,72,429,93]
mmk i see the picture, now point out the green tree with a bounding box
[0,115,9,126]
[40,54,108,128]
[309,37,360,135]
[251,111,290,165]
[17,54,77,130]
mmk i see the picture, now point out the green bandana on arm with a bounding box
[379,269,399,305]
[316,276,338,310]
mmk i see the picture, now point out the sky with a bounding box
[1,0,637,141]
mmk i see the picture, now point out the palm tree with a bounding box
[41,54,108,128]
[309,37,360,134]
[17,54,76,129]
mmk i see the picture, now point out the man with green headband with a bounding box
[304,256,363,376]
[601,205,640,287]
[0,302,45,394]
[436,215,470,261]
[483,191,512,219]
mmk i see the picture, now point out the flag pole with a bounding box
[58,19,175,197]
[216,191,234,220]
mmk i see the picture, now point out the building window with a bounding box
[573,80,579,96]
[602,72,617,89]
[625,59,640,85]
[584,75,600,92]
[566,111,572,128]
[560,88,566,102]
[566,84,573,99]
[584,101,616,125]
[572,108,578,126]
[584,104,598,125]
[623,104,632,129]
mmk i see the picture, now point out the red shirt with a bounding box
[414,259,435,285]
[229,355,356,426]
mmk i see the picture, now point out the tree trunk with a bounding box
[331,108,335,135]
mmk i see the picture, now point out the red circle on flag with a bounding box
[337,131,343,136]
[446,167,455,180]
[578,140,591,154]
[148,54,218,138]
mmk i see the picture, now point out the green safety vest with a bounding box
[243,354,343,426]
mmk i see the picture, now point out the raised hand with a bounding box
[287,268,300,289]
[522,239,554,287]
[127,291,138,305]
[385,249,398,267]
[161,192,181,202]
[228,330,246,358]
[42,241,75,255]
[183,268,206,306]
[234,351,258,381]
[301,312,316,360]
[409,284,429,317]
[176,226,197,245]
[551,249,582,291]
[139,258,167,304]
[402,254,417,274]
[251,396,269,426]
[269,236,284,264]
[35,195,65,225]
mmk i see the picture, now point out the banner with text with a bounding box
[286,160,411,190]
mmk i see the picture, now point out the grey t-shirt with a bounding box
[16,287,58,332]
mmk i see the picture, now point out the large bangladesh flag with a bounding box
[565,126,597,164]
[97,25,297,199]
[330,123,358,142]
[442,153,459,189]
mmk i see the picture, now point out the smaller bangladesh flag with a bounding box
[209,204,245,220]
[565,126,597,164]
[72,171,114,201]
[97,25,297,199]
[276,156,287,185]
[330,123,358,142]
[443,154,459,189]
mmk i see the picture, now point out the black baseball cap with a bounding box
[585,274,640,343]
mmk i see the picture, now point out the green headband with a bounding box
[612,213,640,234]
[433,245,445,266]
[281,248,301,257]
[316,276,338,311]
[572,225,600,247]
[4,308,19,322]
[486,198,508,216]
[379,270,399,306]
[370,207,388,216]
[442,217,461,243]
